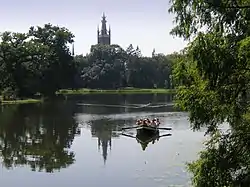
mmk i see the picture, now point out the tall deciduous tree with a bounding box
[0,23,77,98]
[28,24,76,96]
[169,0,250,186]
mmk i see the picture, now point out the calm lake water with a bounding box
[0,94,206,187]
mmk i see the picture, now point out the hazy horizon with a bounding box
[0,0,187,56]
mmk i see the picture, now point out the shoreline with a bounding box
[57,88,176,95]
[0,99,42,105]
[0,88,175,105]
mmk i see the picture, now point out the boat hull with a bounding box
[136,125,159,135]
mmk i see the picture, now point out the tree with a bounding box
[169,0,250,186]
[28,24,76,96]
[0,31,51,97]
[0,24,177,98]
[73,54,90,88]
[0,23,77,98]
[73,43,176,89]
[81,44,127,89]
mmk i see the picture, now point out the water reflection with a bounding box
[75,94,179,164]
[0,94,206,187]
[122,132,172,151]
[0,102,81,173]
[88,118,115,164]
[87,117,136,163]
[0,94,177,171]
[75,94,176,115]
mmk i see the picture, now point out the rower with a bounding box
[151,118,156,127]
[138,119,144,125]
[146,118,151,125]
[156,118,160,126]
[136,119,140,125]
[142,119,147,125]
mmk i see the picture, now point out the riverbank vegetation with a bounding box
[57,88,175,95]
[169,0,250,186]
[0,24,178,104]
[1,99,42,105]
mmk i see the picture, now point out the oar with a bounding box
[159,133,172,138]
[157,127,172,130]
[121,133,136,138]
[121,126,138,130]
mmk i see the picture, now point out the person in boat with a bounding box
[136,118,143,125]
[155,118,160,126]
[151,118,156,127]
[146,118,151,125]
[136,119,141,125]
[136,119,143,125]
[140,119,144,125]
[151,118,160,127]
[156,118,160,125]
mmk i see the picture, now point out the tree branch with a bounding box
[205,0,250,9]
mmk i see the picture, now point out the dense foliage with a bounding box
[169,0,250,186]
[74,44,175,89]
[0,24,76,98]
[0,24,175,100]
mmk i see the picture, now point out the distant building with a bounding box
[97,13,111,45]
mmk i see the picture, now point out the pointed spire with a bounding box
[152,48,156,57]
[97,12,111,45]
[72,43,75,56]
[101,13,107,35]
[102,12,106,19]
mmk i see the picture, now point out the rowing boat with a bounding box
[136,124,159,135]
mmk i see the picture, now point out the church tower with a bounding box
[97,13,111,45]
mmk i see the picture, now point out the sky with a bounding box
[0,0,187,57]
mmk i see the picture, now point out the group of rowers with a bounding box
[136,118,160,127]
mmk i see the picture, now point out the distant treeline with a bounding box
[0,23,180,99]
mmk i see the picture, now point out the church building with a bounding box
[97,13,111,45]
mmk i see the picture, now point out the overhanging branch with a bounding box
[205,0,250,9]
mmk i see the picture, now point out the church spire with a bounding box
[72,43,75,56]
[97,13,111,45]
[152,48,156,57]
[101,12,107,35]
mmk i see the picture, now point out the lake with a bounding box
[0,94,206,187]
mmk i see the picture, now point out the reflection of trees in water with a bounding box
[89,118,131,164]
[0,102,80,173]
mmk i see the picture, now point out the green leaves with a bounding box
[81,44,127,89]
[238,36,250,65]
[169,0,250,39]
[0,23,76,98]
[188,117,250,186]
[76,44,175,89]
[170,0,250,186]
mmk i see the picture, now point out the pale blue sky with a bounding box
[0,0,187,56]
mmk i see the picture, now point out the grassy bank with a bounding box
[0,98,42,105]
[57,88,176,95]
[0,88,175,104]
